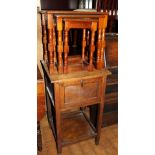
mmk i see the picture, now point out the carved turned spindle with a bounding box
[100,28,106,68]
[82,29,86,61]
[100,15,108,69]
[96,17,102,69]
[53,25,57,64]
[97,28,102,69]
[41,14,48,63]
[47,14,54,73]
[57,17,63,74]
[64,29,69,73]
[88,22,97,71]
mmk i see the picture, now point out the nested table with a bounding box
[40,11,108,73]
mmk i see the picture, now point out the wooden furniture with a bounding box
[90,33,118,127]
[103,33,118,126]
[37,66,46,151]
[76,0,118,126]
[40,10,109,154]
[40,11,108,73]
[41,60,110,154]
[96,0,118,32]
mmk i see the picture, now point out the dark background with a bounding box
[40,0,97,10]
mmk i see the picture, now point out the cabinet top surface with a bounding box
[42,61,111,83]
[51,69,110,83]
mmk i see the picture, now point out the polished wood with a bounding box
[100,27,106,68]
[41,10,108,15]
[40,10,110,154]
[96,25,102,69]
[63,18,97,72]
[82,29,86,61]
[89,21,97,71]
[41,60,110,154]
[47,14,55,73]
[57,17,63,74]
[40,11,108,73]
[103,33,118,126]
[90,33,118,127]
[53,13,108,70]
[50,13,107,70]
[53,27,57,64]
[64,28,69,73]
[105,33,118,67]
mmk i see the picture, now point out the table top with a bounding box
[41,60,111,83]
[40,10,108,15]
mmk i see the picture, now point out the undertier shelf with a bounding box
[61,110,97,146]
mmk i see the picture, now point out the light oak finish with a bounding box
[40,11,108,72]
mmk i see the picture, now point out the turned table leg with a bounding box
[95,78,106,145]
